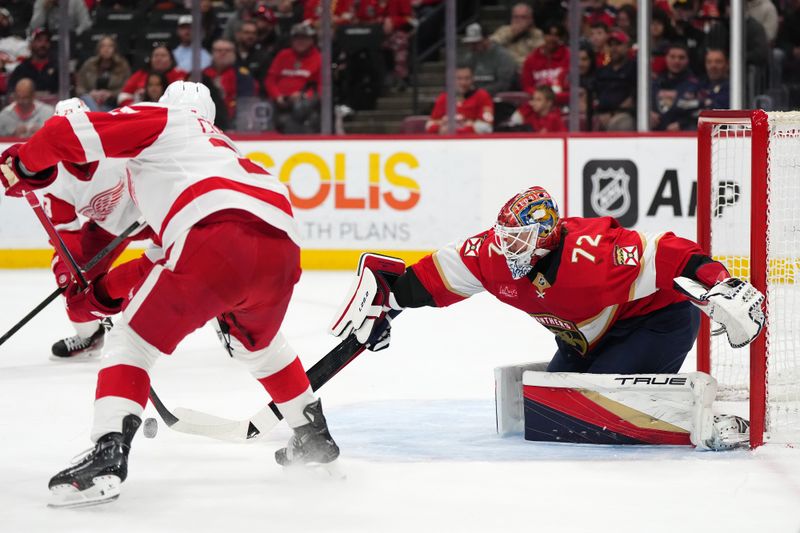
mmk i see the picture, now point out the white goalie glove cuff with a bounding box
[674,276,765,348]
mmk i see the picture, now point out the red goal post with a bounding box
[697,110,800,448]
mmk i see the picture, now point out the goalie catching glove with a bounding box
[330,253,406,351]
[674,276,765,348]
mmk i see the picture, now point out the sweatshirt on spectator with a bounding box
[8,57,58,93]
[0,100,54,136]
[521,44,570,106]
[265,47,321,100]
[118,68,188,106]
[203,65,257,122]
[594,58,636,113]
[510,103,565,132]
[426,88,494,134]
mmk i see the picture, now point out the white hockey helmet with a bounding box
[159,80,216,124]
[54,97,90,117]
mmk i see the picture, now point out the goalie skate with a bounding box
[50,318,112,361]
[48,414,140,508]
[703,415,750,451]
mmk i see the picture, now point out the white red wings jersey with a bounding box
[18,104,297,251]
[410,216,709,356]
[38,159,144,237]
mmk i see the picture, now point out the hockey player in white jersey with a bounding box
[42,99,152,360]
[0,82,339,507]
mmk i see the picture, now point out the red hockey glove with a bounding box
[0,143,57,197]
[52,255,72,288]
[65,276,123,323]
[330,253,406,352]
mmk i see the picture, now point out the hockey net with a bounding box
[697,110,800,447]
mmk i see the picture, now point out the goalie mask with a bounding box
[494,186,561,279]
[159,81,216,124]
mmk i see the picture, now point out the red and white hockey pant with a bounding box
[91,211,315,441]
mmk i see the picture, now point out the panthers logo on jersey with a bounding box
[530,313,589,355]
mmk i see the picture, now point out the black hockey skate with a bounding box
[50,318,112,360]
[275,400,340,467]
[48,414,141,508]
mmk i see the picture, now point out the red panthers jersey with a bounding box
[409,216,717,356]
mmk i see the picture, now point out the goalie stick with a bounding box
[148,333,365,441]
[0,217,144,347]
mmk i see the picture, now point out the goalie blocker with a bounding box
[495,367,749,450]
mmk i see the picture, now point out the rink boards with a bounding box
[0,134,697,270]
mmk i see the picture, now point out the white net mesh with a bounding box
[708,112,800,442]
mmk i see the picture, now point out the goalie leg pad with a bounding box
[521,371,718,446]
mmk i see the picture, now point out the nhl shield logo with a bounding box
[589,167,631,219]
[583,160,638,227]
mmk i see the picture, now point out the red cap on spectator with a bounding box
[608,30,629,44]
[256,5,277,25]
[30,27,51,40]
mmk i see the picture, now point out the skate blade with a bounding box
[48,475,121,508]
[281,459,346,481]
[48,349,102,363]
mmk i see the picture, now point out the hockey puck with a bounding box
[143,417,158,438]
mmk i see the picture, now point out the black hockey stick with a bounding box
[0,218,143,347]
[156,333,366,441]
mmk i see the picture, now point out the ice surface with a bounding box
[1,270,799,533]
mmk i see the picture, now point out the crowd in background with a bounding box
[0,0,798,137]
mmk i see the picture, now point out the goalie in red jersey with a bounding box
[332,186,766,449]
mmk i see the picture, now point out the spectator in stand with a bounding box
[706,4,769,68]
[672,0,706,76]
[76,35,131,112]
[274,0,304,37]
[141,72,168,102]
[223,0,258,41]
[650,9,675,76]
[521,21,569,107]
[426,65,494,134]
[235,19,274,86]
[588,22,611,68]
[351,0,415,90]
[173,15,212,72]
[490,3,545,67]
[381,0,416,90]
[583,0,617,30]
[460,23,516,95]
[651,42,701,131]
[507,84,564,132]
[200,0,224,50]
[700,48,730,109]
[616,4,637,42]
[118,44,188,106]
[303,0,354,29]
[253,4,287,58]
[778,0,800,106]
[265,23,321,133]
[747,0,778,43]
[594,30,636,131]
[0,78,54,137]
[579,41,596,88]
[0,8,29,74]
[28,0,92,37]
[8,28,58,95]
[578,41,597,125]
[204,38,257,126]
